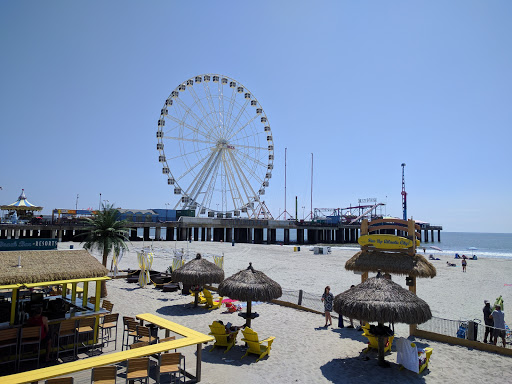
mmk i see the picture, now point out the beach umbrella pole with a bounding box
[377,322,389,368]
[246,301,252,328]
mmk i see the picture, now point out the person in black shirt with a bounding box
[483,300,494,344]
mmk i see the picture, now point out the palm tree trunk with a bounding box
[101,244,109,297]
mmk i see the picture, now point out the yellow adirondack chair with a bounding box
[412,343,433,373]
[189,290,207,305]
[201,289,223,310]
[241,327,275,362]
[362,324,394,353]
[208,321,238,353]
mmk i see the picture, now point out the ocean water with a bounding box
[146,228,512,260]
[333,232,512,260]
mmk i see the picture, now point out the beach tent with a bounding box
[333,276,432,367]
[171,253,224,307]
[218,263,282,328]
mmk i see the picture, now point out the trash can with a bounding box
[467,320,479,341]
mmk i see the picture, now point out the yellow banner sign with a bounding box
[358,234,419,249]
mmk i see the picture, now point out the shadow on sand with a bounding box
[320,355,429,383]
[156,303,211,317]
[196,344,263,366]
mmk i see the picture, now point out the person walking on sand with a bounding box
[490,305,506,347]
[483,300,494,344]
[321,286,333,327]
[462,258,467,272]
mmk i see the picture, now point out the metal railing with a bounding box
[417,316,512,348]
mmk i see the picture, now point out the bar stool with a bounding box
[122,319,138,351]
[158,335,177,353]
[125,357,150,384]
[136,325,157,345]
[76,317,96,355]
[99,313,119,351]
[157,353,184,384]
[57,319,78,361]
[18,326,41,370]
[91,365,117,383]
[0,328,18,372]
[102,300,114,313]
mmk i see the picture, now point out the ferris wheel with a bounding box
[156,74,274,218]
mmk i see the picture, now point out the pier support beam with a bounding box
[143,227,150,241]
[268,229,276,244]
[194,227,199,241]
[297,229,304,244]
[166,227,174,241]
[284,229,290,245]
[155,227,162,241]
[254,228,264,244]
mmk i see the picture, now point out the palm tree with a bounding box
[80,203,129,297]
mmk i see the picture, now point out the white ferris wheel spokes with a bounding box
[156,74,274,218]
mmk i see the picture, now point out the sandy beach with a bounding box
[59,241,512,383]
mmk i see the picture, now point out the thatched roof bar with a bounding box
[23,276,110,288]
[0,250,108,285]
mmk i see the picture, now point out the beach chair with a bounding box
[396,337,433,374]
[363,333,394,354]
[189,289,207,305]
[361,324,394,353]
[201,289,223,310]
[240,327,275,362]
[208,321,238,353]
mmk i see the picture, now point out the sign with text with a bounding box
[358,234,419,249]
[0,238,58,251]
[358,198,377,204]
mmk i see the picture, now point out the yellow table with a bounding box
[2,313,214,384]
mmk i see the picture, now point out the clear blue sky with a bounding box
[1,1,511,233]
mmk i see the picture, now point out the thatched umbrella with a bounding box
[218,263,282,328]
[345,250,436,278]
[171,253,224,307]
[333,276,431,367]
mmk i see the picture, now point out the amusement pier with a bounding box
[0,216,442,245]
